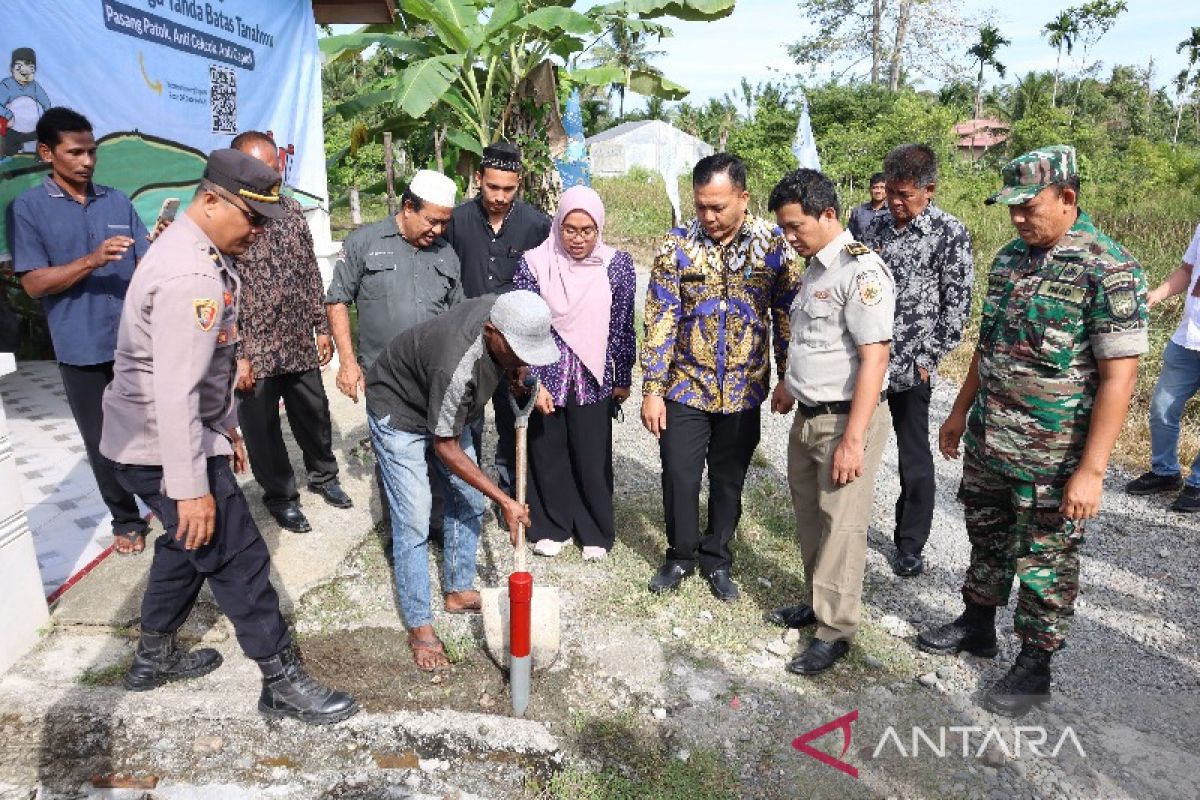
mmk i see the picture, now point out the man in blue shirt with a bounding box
[11,106,151,554]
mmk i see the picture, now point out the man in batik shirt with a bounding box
[863,143,973,577]
[232,131,352,534]
[640,153,801,602]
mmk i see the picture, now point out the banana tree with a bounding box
[320,0,733,175]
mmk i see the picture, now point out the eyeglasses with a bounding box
[212,186,271,228]
[561,225,597,241]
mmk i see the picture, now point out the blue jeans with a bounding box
[1149,340,1200,488]
[368,411,486,628]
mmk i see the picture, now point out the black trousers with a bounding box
[526,391,614,548]
[470,382,516,497]
[236,368,339,511]
[660,401,760,573]
[58,362,147,535]
[888,380,936,555]
[115,457,290,660]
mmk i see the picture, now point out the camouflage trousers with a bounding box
[959,451,1085,652]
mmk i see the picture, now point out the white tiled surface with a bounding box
[0,361,129,598]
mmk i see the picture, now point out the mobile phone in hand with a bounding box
[158,197,180,224]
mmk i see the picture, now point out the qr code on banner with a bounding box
[210,65,237,134]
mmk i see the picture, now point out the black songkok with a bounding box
[481,141,522,173]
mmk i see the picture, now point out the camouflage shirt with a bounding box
[864,203,974,391]
[964,210,1148,484]
[641,213,802,412]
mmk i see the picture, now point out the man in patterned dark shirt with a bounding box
[231,131,352,534]
[863,144,973,578]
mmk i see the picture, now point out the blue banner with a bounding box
[0,0,325,260]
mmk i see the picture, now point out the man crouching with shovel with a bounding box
[365,290,560,670]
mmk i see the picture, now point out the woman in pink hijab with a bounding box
[513,185,637,559]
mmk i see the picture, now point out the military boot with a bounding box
[256,645,359,725]
[123,629,223,691]
[916,602,998,657]
[981,644,1052,717]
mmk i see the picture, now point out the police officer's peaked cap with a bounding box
[203,148,286,219]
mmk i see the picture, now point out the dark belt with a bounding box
[796,392,887,419]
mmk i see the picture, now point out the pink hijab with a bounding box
[525,185,617,383]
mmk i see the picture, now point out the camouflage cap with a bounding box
[985,145,1078,206]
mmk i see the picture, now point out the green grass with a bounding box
[528,710,738,800]
[78,661,130,687]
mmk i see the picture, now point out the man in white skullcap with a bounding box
[326,169,464,541]
[365,289,559,669]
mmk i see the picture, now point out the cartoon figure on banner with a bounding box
[0,47,52,162]
[264,130,296,184]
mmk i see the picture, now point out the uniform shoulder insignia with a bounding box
[856,268,884,306]
[845,241,871,256]
[194,299,219,332]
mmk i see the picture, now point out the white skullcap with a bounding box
[408,169,457,208]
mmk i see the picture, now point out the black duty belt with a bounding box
[796,392,887,419]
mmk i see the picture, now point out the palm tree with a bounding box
[1042,11,1078,106]
[968,24,1011,120]
[587,23,666,119]
[1174,27,1200,147]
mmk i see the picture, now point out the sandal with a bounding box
[407,634,450,671]
[112,530,146,556]
[443,590,482,615]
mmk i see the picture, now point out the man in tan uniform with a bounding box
[100,149,357,725]
[763,168,895,675]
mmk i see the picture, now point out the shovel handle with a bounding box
[514,424,528,573]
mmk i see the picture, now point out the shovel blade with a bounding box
[480,585,560,670]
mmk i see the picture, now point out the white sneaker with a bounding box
[582,546,608,561]
[532,539,564,557]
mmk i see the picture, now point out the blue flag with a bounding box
[791,95,821,171]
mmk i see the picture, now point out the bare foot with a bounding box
[407,626,450,671]
[112,531,146,556]
[444,589,482,615]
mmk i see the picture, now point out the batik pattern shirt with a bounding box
[641,214,802,413]
[513,251,637,406]
[864,204,973,391]
[234,195,330,378]
[964,210,1148,484]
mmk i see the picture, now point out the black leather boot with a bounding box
[256,645,359,725]
[123,629,223,691]
[917,602,998,657]
[982,644,1052,717]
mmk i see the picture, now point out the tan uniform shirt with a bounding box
[100,214,240,500]
[785,230,895,406]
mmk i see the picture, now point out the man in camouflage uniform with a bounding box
[919,145,1148,717]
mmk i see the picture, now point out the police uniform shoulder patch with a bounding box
[856,268,884,306]
[845,241,871,257]
[194,299,219,332]
[1101,271,1138,320]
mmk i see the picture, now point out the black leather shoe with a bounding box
[648,561,694,594]
[1170,485,1200,513]
[917,603,998,657]
[269,503,312,533]
[256,645,359,725]
[308,481,353,509]
[1125,470,1182,496]
[124,629,222,691]
[786,639,849,675]
[764,604,817,629]
[704,569,740,602]
[981,645,1052,717]
[892,552,925,577]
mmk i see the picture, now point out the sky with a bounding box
[631,0,1193,111]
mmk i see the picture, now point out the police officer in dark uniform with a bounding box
[100,149,357,725]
